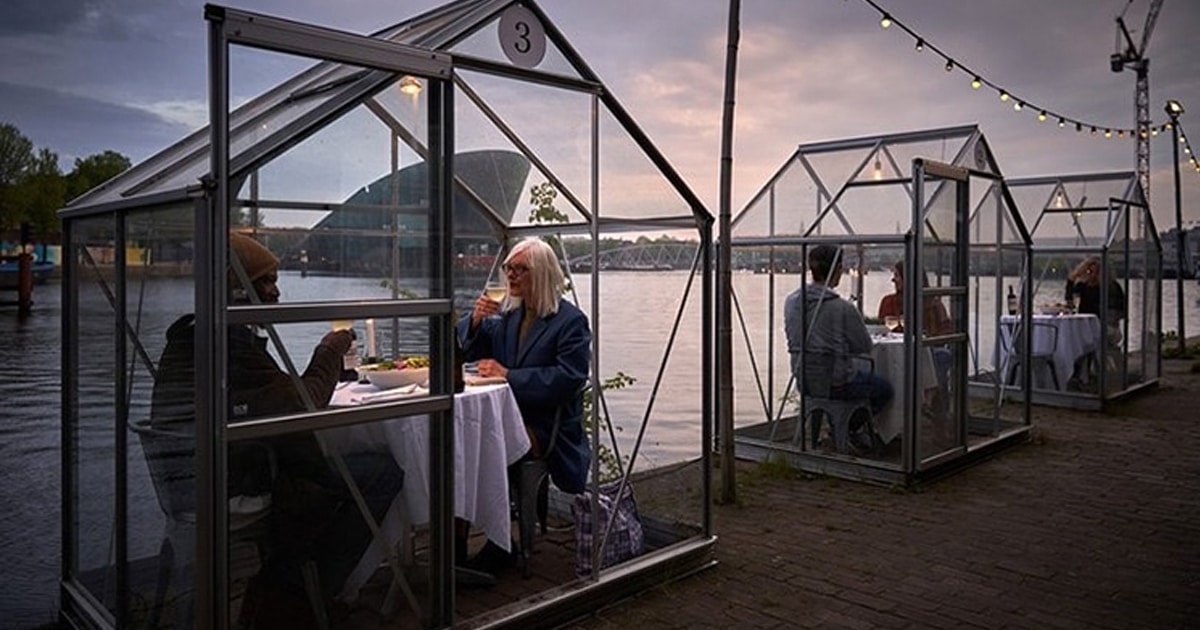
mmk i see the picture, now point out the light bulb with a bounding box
[1152,127,1159,136]
[880,14,891,28]
[1038,111,1047,122]
[1091,126,1098,135]
[398,75,422,96]
[1013,101,1023,111]
[1055,192,1065,208]
[915,38,924,52]
[873,158,883,180]
[1058,118,1065,128]
[1104,129,1112,138]
[971,76,982,89]
[999,91,1009,102]
[1076,122,1083,132]
[945,59,954,72]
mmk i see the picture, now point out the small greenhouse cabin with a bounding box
[999,171,1161,410]
[58,1,715,628]
[726,125,1033,486]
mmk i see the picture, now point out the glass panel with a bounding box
[597,108,693,222]
[124,205,198,626]
[917,174,961,465]
[448,10,583,81]
[69,216,120,614]
[455,70,591,228]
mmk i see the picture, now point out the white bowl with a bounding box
[365,366,429,390]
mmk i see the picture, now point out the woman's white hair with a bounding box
[502,238,563,317]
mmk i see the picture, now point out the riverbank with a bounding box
[568,355,1200,629]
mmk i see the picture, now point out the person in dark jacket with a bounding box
[151,232,402,627]
[457,237,591,574]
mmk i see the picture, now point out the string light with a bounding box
[855,0,1174,139]
[1038,111,1048,122]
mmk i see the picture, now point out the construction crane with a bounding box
[1110,0,1164,203]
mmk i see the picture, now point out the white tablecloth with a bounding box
[999,314,1100,390]
[870,334,938,444]
[320,382,530,600]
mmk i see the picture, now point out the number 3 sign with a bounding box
[498,5,546,69]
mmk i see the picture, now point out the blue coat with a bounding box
[457,299,591,494]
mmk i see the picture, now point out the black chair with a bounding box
[1006,321,1060,390]
[797,353,881,456]
[509,391,575,578]
[129,420,330,629]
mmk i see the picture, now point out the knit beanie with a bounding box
[229,232,279,284]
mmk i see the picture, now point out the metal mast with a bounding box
[1110,0,1164,202]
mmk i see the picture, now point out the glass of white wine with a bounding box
[484,282,507,303]
[884,315,902,333]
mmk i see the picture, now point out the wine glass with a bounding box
[484,282,507,303]
[884,315,902,333]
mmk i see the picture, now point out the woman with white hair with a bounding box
[457,237,592,573]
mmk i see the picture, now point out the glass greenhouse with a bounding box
[1003,171,1160,409]
[726,125,1033,486]
[58,1,714,628]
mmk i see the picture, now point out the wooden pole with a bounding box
[718,0,741,504]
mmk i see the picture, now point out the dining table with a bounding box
[318,380,530,602]
[998,313,1101,390]
[869,333,939,445]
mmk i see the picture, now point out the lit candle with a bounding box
[365,318,377,359]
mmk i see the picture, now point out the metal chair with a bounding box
[509,391,574,579]
[129,420,330,629]
[797,353,881,456]
[1006,321,1060,390]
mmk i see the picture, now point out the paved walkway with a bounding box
[568,360,1200,629]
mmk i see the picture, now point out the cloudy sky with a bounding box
[1,0,1198,231]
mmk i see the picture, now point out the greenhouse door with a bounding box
[910,159,970,471]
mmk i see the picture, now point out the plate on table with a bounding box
[365,366,429,390]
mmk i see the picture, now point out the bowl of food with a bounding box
[360,357,430,390]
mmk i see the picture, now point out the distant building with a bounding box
[283,149,530,278]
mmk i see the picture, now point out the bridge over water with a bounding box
[567,242,702,272]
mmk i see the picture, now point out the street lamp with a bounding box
[1165,99,1186,355]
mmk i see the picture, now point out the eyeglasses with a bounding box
[501,262,530,277]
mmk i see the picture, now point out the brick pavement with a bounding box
[565,360,1200,630]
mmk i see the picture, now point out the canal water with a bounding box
[4,270,1199,627]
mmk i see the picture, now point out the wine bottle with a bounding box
[1006,285,1017,316]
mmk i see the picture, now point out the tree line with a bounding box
[0,122,131,242]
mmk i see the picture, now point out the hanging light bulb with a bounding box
[1076,122,1083,132]
[1152,127,1159,136]
[1058,118,1066,128]
[880,14,892,28]
[873,158,883,180]
[1038,111,1047,122]
[915,38,924,52]
[1117,129,1125,138]
[945,59,955,72]
[1181,134,1187,143]
[1013,101,1023,111]
[971,76,982,89]
[1104,129,1112,138]
[1055,191,1065,208]
[1090,126,1098,135]
[398,75,423,96]
[999,90,1010,102]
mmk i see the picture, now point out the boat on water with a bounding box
[0,259,55,290]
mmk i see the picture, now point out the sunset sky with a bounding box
[2,0,1197,231]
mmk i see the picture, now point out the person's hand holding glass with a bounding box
[470,279,505,330]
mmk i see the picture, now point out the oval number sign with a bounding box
[498,5,546,69]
